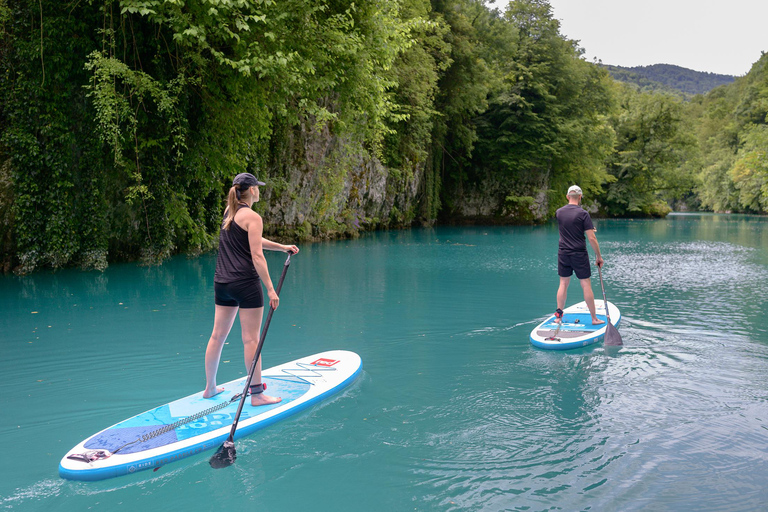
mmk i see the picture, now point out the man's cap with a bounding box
[233,173,265,189]
[567,185,583,197]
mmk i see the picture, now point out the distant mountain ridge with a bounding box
[602,63,735,96]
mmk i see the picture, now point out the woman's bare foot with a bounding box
[203,386,225,398]
[592,318,606,326]
[251,394,282,407]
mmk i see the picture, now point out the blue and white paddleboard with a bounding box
[529,300,620,350]
[59,350,362,481]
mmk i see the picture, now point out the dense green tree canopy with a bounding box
[603,84,698,216]
[468,0,615,217]
[1,0,766,273]
[693,53,768,212]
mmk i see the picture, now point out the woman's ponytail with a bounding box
[223,186,239,230]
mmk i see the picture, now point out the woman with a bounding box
[203,172,299,406]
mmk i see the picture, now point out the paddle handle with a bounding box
[226,251,294,442]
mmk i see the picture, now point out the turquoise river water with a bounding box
[1,213,767,511]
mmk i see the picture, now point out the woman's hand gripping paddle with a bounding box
[209,251,294,469]
[597,264,623,346]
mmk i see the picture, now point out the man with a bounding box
[555,185,605,325]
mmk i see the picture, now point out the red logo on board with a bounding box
[311,358,340,367]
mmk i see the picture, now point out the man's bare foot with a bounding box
[592,318,606,326]
[251,394,282,407]
[203,386,225,398]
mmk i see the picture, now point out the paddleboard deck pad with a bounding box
[529,301,620,350]
[59,350,362,481]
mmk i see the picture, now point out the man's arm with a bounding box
[586,229,604,268]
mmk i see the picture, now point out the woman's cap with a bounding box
[567,185,583,197]
[233,173,265,189]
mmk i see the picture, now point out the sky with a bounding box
[541,0,768,76]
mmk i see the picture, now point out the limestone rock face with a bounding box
[257,124,554,240]
[442,171,550,224]
[260,124,423,239]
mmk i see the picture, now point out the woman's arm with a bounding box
[261,237,298,254]
[243,212,279,309]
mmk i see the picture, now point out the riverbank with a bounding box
[5,208,749,275]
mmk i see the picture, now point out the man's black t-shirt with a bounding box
[556,204,595,253]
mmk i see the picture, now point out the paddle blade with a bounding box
[209,440,236,469]
[604,322,623,346]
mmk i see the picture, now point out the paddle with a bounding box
[596,264,623,346]
[210,250,294,469]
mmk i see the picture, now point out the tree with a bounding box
[692,52,768,212]
[429,0,499,218]
[470,0,615,217]
[602,85,698,216]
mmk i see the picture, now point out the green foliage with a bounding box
[1,0,110,272]
[470,0,615,215]
[1,0,416,272]
[384,0,448,167]
[692,52,768,212]
[730,124,768,211]
[0,157,12,270]
[381,0,452,223]
[504,194,536,220]
[429,0,497,218]
[0,0,12,269]
[0,0,8,36]
[602,84,698,216]
[5,0,768,274]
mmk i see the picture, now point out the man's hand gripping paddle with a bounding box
[597,264,623,346]
[209,251,294,469]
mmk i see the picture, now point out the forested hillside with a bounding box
[0,0,766,274]
[601,65,690,98]
[604,64,735,96]
[691,54,768,213]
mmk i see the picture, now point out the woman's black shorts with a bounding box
[214,278,263,308]
[558,251,592,279]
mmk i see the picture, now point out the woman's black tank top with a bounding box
[214,205,260,283]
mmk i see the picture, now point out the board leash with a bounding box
[66,393,243,463]
[546,308,565,341]
[68,359,341,464]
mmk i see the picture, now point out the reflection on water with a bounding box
[1,215,768,511]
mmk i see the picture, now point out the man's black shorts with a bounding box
[214,278,264,308]
[558,251,591,279]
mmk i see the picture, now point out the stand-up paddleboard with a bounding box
[59,350,362,481]
[530,301,620,350]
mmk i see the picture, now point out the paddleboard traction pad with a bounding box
[529,301,620,350]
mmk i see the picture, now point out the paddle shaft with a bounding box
[224,251,293,443]
[596,264,612,325]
